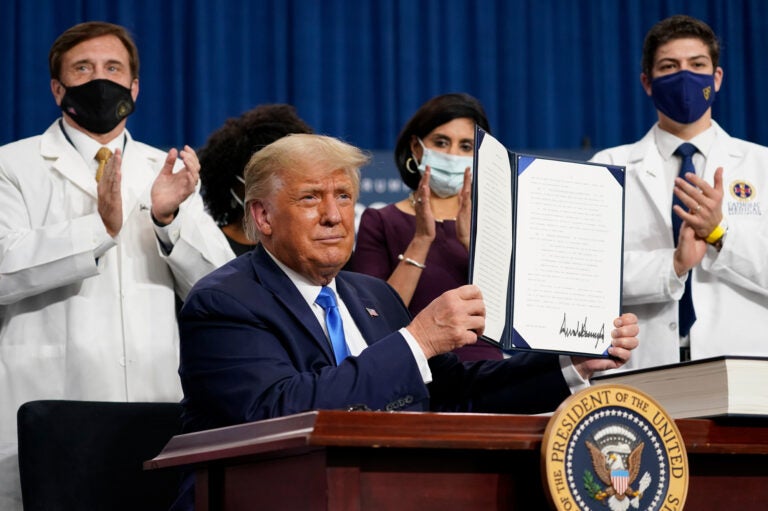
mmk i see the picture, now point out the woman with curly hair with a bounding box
[199,104,313,255]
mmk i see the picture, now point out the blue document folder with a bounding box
[468,127,625,357]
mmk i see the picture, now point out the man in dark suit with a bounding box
[171,133,639,509]
[177,133,639,437]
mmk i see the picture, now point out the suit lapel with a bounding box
[251,247,336,362]
[335,276,386,347]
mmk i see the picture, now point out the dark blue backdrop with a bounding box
[2,0,766,158]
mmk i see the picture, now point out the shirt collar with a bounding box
[653,122,717,162]
[59,117,126,163]
[263,248,338,308]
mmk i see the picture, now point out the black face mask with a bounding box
[59,79,135,134]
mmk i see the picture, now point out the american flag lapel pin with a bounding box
[365,307,379,317]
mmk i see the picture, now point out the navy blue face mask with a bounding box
[651,70,716,124]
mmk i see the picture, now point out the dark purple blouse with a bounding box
[350,204,502,361]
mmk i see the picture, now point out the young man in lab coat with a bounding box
[591,15,768,369]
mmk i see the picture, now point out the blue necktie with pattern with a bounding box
[316,286,349,364]
[672,142,697,337]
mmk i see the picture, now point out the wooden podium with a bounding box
[146,411,768,510]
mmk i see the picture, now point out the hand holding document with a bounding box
[469,128,625,357]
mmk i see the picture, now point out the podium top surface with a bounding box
[145,410,768,470]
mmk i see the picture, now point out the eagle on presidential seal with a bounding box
[584,425,652,511]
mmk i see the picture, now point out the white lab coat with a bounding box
[0,120,234,507]
[591,122,768,370]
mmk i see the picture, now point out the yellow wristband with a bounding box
[705,224,726,244]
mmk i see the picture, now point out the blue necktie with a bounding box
[316,287,349,365]
[672,142,697,337]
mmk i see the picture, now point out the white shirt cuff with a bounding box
[399,327,433,384]
[560,355,590,394]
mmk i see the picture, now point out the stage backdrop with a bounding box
[2,0,767,213]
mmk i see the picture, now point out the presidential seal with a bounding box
[541,385,687,511]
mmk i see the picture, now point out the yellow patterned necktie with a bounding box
[94,147,112,182]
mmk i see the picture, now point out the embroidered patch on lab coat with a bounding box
[727,180,762,215]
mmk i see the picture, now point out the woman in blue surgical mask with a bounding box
[351,93,502,361]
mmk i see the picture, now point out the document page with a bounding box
[512,156,623,355]
[469,133,513,343]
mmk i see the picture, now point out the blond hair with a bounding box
[243,134,369,241]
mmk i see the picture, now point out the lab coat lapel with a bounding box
[630,129,671,224]
[704,122,742,182]
[119,134,161,220]
[41,123,99,199]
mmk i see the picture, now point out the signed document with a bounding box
[469,128,625,357]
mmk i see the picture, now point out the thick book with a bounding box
[468,128,625,357]
[591,356,768,418]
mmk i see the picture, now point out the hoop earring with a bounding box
[405,157,418,174]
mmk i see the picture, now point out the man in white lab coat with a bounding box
[591,15,768,370]
[0,21,234,509]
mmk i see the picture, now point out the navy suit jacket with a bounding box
[178,245,572,434]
